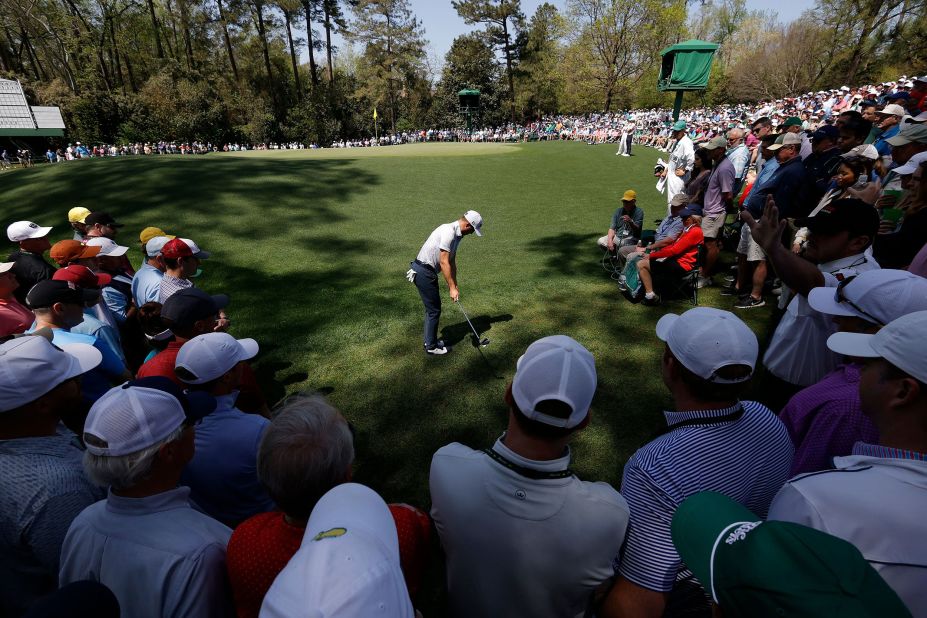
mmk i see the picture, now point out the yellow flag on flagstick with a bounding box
[373,108,378,120]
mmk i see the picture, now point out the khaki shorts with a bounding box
[737,223,766,262]
[701,214,725,239]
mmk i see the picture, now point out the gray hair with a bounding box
[258,392,354,520]
[83,426,185,490]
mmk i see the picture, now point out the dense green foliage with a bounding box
[2,0,925,143]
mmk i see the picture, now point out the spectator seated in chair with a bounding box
[597,190,644,256]
[633,208,704,306]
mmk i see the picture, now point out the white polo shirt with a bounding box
[415,221,462,269]
[768,445,927,612]
[763,252,879,386]
[430,437,629,618]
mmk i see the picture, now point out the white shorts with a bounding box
[737,223,765,262]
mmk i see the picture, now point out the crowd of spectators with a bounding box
[0,73,926,618]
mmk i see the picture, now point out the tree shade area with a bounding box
[2,0,925,144]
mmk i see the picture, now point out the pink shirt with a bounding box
[0,296,34,337]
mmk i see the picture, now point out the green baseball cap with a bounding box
[783,116,803,127]
[672,120,687,131]
[671,492,912,617]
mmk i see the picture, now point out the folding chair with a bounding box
[661,244,705,306]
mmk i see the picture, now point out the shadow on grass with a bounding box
[0,156,378,238]
[440,313,513,347]
[526,232,602,278]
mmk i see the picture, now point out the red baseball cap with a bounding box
[161,238,194,260]
[53,264,112,288]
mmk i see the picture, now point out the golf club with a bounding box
[456,301,490,347]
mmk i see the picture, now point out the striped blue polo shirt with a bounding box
[617,400,794,592]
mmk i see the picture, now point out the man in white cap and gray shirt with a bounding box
[780,269,927,476]
[59,376,234,618]
[407,211,483,355]
[0,333,103,616]
[174,332,274,527]
[6,220,55,305]
[260,483,414,618]
[768,310,927,612]
[601,308,793,618]
[430,335,629,618]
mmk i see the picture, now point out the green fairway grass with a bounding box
[0,142,775,506]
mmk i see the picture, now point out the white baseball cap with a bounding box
[0,334,101,413]
[7,221,52,242]
[85,236,129,257]
[174,332,258,384]
[83,376,217,456]
[0,262,14,274]
[511,335,597,428]
[877,104,907,118]
[144,236,173,257]
[843,144,880,161]
[766,133,802,150]
[892,150,927,176]
[808,270,927,326]
[827,310,927,384]
[259,483,413,618]
[656,308,758,383]
[463,210,483,236]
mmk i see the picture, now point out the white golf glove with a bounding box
[405,268,416,283]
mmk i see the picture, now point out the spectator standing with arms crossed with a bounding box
[407,211,483,356]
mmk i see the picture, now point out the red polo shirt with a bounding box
[136,340,185,385]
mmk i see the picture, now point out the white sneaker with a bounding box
[621,153,630,157]
[696,276,714,289]
[425,345,449,355]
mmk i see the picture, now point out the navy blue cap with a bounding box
[160,288,229,328]
[812,125,840,141]
[887,91,911,100]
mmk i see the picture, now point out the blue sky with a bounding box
[306,0,816,68]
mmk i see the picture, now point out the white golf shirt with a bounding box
[416,221,462,270]
[763,252,879,386]
[430,437,629,618]
[665,135,695,208]
[768,445,927,612]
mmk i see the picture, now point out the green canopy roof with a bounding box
[458,89,480,96]
[660,39,720,56]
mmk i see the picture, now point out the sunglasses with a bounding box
[835,275,883,326]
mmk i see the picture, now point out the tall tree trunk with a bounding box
[282,8,303,100]
[254,0,278,111]
[323,0,334,84]
[21,30,47,80]
[177,0,195,69]
[109,17,127,93]
[844,4,881,85]
[146,0,165,58]
[123,48,138,92]
[216,0,239,80]
[163,0,178,59]
[301,0,319,86]
[502,17,515,123]
[0,30,13,72]
[384,11,392,134]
